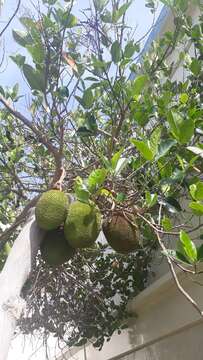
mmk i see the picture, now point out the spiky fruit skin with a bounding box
[103,215,139,254]
[40,229,75,266]
[64,201,101,249]
[35,190,69,230]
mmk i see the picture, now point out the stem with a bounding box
[0,0,21,38]
[156,231,203,317]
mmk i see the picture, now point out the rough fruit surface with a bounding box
[103,215,139,254]
[40,229,75,266]
[64,201,101,249]
[35,190,69,230]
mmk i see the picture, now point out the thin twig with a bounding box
[155,231,203,317]
[0,0,21,38]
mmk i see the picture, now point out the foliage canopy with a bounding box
[0,0,203,351]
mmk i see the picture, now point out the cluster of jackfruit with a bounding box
[35,190,101,266]
[35,190,139,266]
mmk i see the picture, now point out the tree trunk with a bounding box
[0,209,44,360]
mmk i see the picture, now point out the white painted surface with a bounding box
[0,210,44,360]
[57,270,203,360]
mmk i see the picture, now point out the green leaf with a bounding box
[132,74,148,96]
[111,40,121,64]
[187,146,203,159]
[93,0,108,12]
[100,10,112,23]
[145,191,158,207]
[74,177,90,203]
[162,197,182,213]
[180,93,189,104]
[197,244,203,261]
[65,14,78,28]
[0,86,5,96]
[197,244,203,262]
[111,149,123,170]
[12,29,32,47]
[190,58,201,76]
[77,126,94,137]
[167,111,194,144]
[162,216,172,231]
[114,158,128,176]
[58,86,69,98]
[178,230,197,263]
[112,1,132,23]
[10,54,26,68]
[190,182,203,201]
[150,126,162,157]
[130,139,153,161]
[27,44,45,64]
[124,41,138,58]
[189,201,203,215]
[156,139,176,160]
[20,16,37,29]
[176,251,191,264]
[86,114,97,133]
[23,64,46,92]
[82,89,94,109]
[88,168,107,192]
[190,184,197,200]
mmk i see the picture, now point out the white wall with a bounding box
[56,269,203,360]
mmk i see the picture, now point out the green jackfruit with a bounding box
[64,201,101,249]
[35,190,69,230]
[103,215,139,254]
[40,229,75,266]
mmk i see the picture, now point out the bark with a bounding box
[0,209,44,360]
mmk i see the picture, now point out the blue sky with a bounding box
[1,0,163,359]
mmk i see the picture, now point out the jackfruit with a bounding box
[35,190,69,230]
[40,229,75,266]
[103,215,139,254]
[64,201,101,249]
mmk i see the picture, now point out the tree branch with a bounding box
[0,0,21,38]
[0,96,64,188]
[155,231,203,317]
[0,196,40,252]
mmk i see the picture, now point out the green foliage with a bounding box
[167,111,194,144]
[111,40,122,63]
[1,0,203,351]
[177,230,197,264]
[23,64,46,92]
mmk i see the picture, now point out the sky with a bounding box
[0,0,163,359]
